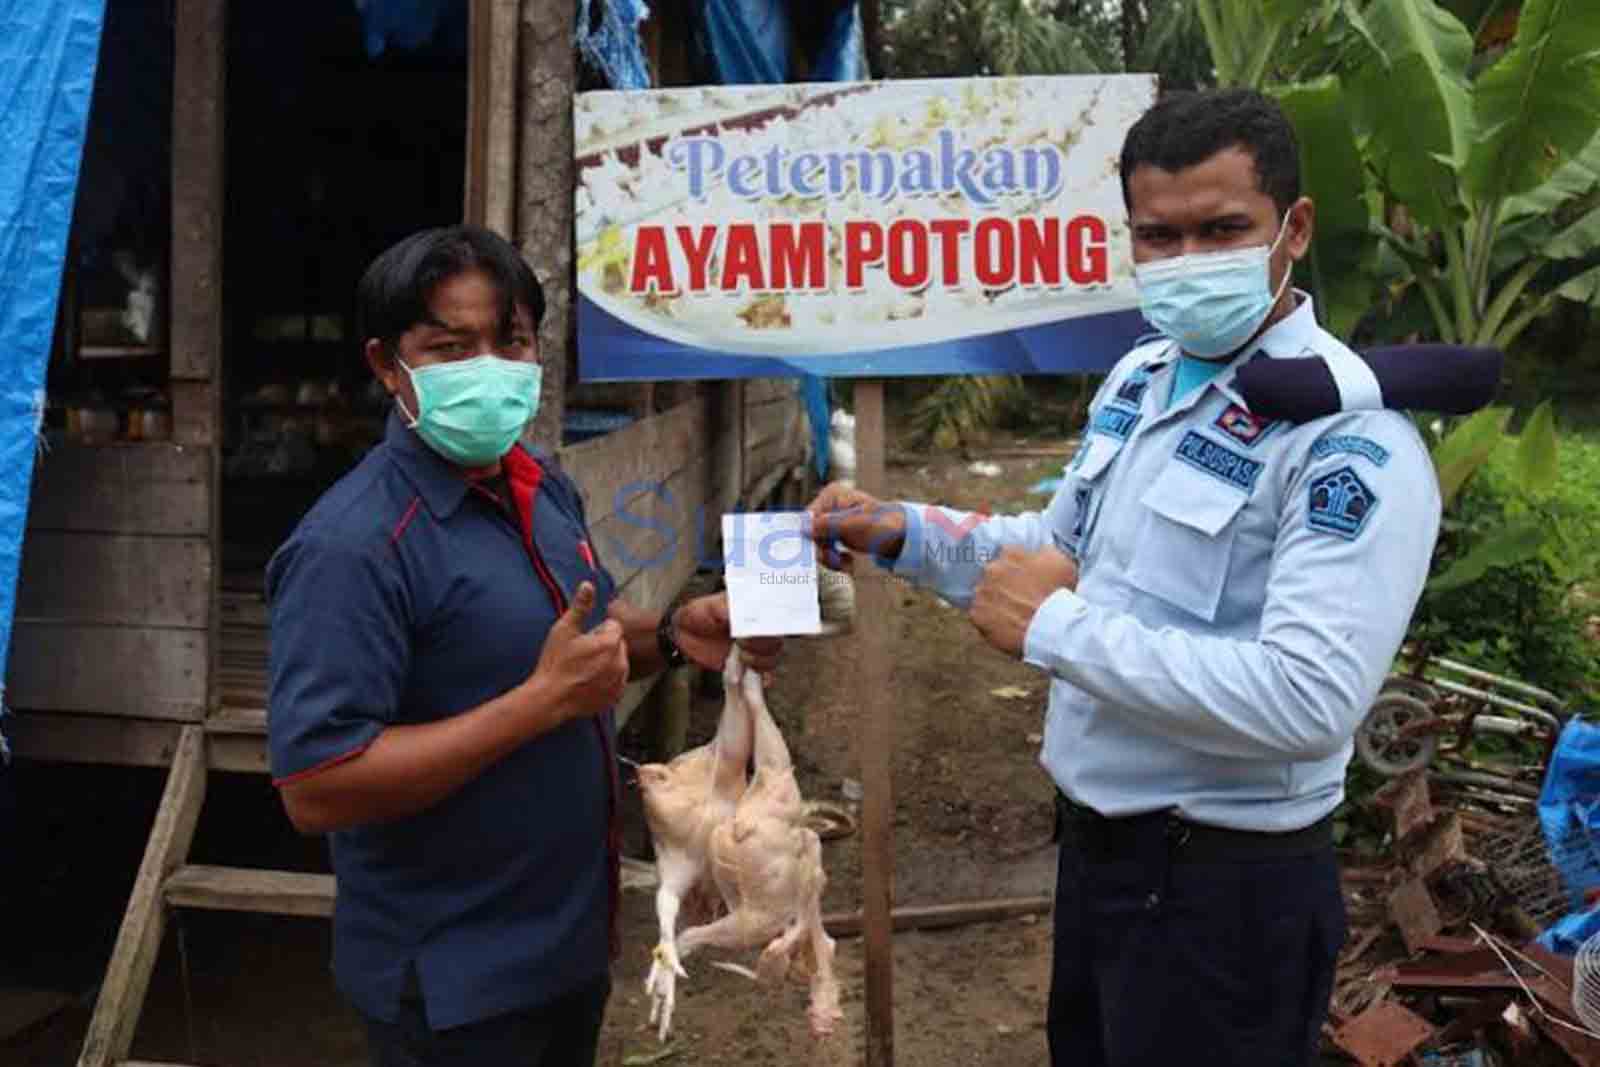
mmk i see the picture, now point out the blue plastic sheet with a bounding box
[577,0,651,90]
[356,0,467,58]
[0,0,106,758]
[1536,717,1600,953]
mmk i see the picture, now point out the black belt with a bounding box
[1055,791,1333,863]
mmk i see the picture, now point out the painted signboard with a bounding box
[574,75,1158,381]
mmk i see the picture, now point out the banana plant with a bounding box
[1198,0,1600,347]
[1427,399,1560,592]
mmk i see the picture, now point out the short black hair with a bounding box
[355,225,545,353]
[1119,88,1301,216]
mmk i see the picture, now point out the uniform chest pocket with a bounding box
[1124,460,1249,622]
[1048,433,1124,556]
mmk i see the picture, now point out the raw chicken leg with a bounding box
[636,650,842,1041]
[636,649,753,1040]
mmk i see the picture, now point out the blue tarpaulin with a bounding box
[0,1,106,757]
[1536,717,1600,953]
[577,0,651,90]
[355,0,467,58]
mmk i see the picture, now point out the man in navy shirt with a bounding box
[267,225,779,1067]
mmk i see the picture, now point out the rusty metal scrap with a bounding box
[1332,1001,1437,1067]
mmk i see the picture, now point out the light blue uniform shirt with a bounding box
[888,296,1441,832]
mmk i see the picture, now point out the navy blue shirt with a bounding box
[266,411,620,1029]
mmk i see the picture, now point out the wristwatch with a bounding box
[657,608,687,669]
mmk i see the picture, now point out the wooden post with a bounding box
[169,0,224,720]
[464,0,520,236]
[654,665,692,759]
[518,0,577,453]
[854,380,893,1067]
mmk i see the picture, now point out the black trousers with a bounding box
[364,974,610,1067]
[1048,809,1346,1067]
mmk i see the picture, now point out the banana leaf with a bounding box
[1511,401,1558,495]
[1274,77,1373,338]
[1501,131,1600,222]
[1462,0,1600,205]
[1345,0,1475,230]
[1428,517,1549,592]
[1557,262,1600,307]
[1432,405,1510,508]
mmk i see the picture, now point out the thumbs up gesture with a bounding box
[533,582,630,722]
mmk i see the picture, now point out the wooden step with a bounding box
[206,706,267,735]
[163,865,334,918]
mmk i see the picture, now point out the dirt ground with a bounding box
[1,432,1080,1066]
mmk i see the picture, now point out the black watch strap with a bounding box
[657,611,687,669]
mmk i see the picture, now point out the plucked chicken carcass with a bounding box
[636,649,842,1042]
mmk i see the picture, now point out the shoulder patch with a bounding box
[1310,434,1391,467]
[1091,405,1141,441]
[1308,466,1378,539]
[1175,431,1264,492]
[1213,404,1278,448]
[1113,360,1162,408]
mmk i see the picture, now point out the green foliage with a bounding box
[1461,0,1600,204]
[905,375,1025,451]
[1412,424,1600,698]
[1193,0,1600,348]
[880,0,1106,78]
[1430,405,1510,508]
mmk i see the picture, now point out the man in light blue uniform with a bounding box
[807,89,1441,1066]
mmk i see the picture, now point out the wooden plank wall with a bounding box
[556,379,805,724]
[8,444,212,721]
[8,0,223,728]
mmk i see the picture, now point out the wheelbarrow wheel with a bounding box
[1356,691,1440,777]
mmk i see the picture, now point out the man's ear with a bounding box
[1285,196,1315,262]
[364,338,399,395]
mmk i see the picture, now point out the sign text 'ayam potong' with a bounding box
[626,130,1111,296]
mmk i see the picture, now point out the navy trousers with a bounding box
[1047,815,1346,1067]
[364,974,610,1067]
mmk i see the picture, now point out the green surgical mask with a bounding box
[395,354,542,466]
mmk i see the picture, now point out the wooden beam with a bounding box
[855,379,894,1067]
[169,0,224,722]
[519,0,577,453]
[5,711,268,774]
[8,624,208,720]
[557,395,711,526]
[588,459,712,590]
[484,0,521,236]
[168,0,224,384]
[464,0,493,226]
[77,726,207,1067]
[164,865,335,918]
[822,896,1053,938]
[16,534,211,628]
[26,444,209,536]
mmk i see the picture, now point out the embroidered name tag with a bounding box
[1310,434,1390,467]
[1092,405,1141,441]
[1308,466,1378,539]
[1213,404,1277,448]
[1174,431,1263,492]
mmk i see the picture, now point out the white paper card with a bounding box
[721,512,822,638]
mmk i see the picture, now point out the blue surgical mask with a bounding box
[1134,213,1294,360]
[395,354,542,466]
